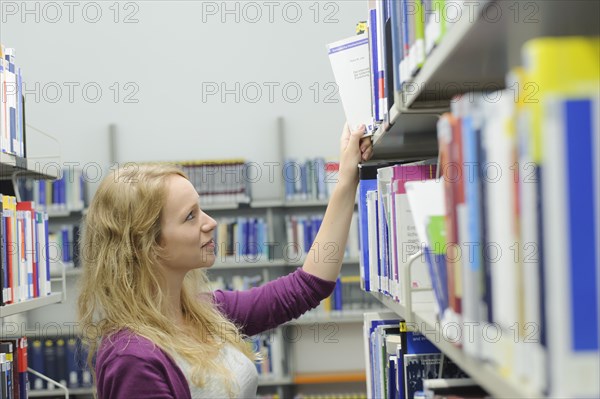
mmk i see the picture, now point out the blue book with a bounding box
[28,340,44,391]
[390,0,403,92]
[369,5,380,121]
[398,322,441,399]
[65,338,79,388]
[334,277,343,310]
[358,165,381,292]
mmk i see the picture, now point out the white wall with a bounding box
[2,1,366,199]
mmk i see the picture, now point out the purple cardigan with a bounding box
[95,268,335,399]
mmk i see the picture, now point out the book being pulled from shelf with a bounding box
[327,33,375,135]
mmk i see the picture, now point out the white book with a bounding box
[327,33,375,134]
[393,179,432,305]
[543,95,599,398]
[366,190,380,293]
[481,92,518,368]
[377,167,394,296]
[403,179,444,249]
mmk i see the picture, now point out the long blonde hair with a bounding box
[77,163,254,392]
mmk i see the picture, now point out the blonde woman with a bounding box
[77,124,372,398]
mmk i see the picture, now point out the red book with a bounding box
[16,201,38,298]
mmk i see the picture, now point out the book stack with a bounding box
[0,338,28,399]
[1,197,51,306]
[364,313,471,399]
[359,35,599,398]
[357,162,436,302]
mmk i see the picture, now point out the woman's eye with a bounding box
[186,211,194,221]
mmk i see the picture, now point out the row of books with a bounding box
[210,274,263,292]
[211,273,382,316]
[18,169,87,213]
[365,313,474,399]
[358,162,436,299]
[359,36,600,398]
[47,224,81,268]
[293,395,366,399]
[0,44,25,157]
[179,159,252,205]
[250,330,285,379]
[0,338,28,399]
[1,197,52,306]
[285,212,360,260]
[215,217,270,260]
[283,158,339,202]
[27,337,92,391]
[319,275,382,314]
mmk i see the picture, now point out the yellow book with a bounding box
[522,36,600,162]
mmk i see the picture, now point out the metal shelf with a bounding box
[28,387,95,397]
[211,258,289,270]
[371,106,441,161]
[210,257,360,270]
[0,153,59,180]
[200,199,334,211]
[257,376,294,387]
[289,309,368,326]
[0,293,63,318]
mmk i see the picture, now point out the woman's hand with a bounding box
[338,123,374,186]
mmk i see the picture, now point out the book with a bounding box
[359,163,386,291]
[364,312,402,397]
[327,33,375,134]
[404,179,447,316]
[522,36,600,397]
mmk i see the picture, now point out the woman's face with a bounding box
[159,175,217,272]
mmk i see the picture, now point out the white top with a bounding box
[173,344,259,399]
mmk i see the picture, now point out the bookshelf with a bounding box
[371,291,537,398]
[0,293,64,318]
[353,0,599,398]
[0,154,58,180]
[28,387,94,398]
[371,0,600,160]
[22,177,370,398]
[204,194,369,397]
